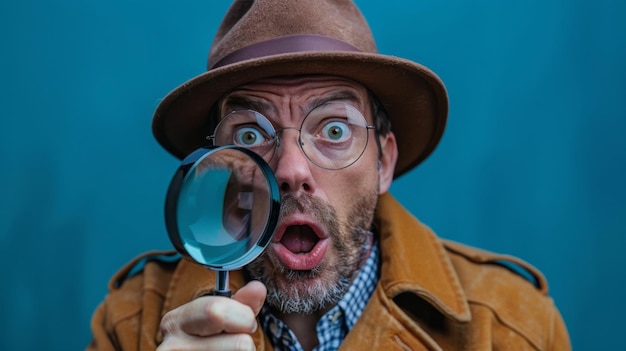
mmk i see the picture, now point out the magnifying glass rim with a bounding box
[165,145,280,270]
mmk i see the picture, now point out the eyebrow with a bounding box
[308,90,362,109]
[220,88,364,117]
[221,95,275,115]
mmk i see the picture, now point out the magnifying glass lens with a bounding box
[166,146,280,272]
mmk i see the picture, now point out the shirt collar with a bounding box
[337,240,379,329]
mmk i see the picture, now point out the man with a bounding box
[88,1,571,350]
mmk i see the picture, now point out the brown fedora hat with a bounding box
[152,0,448,178]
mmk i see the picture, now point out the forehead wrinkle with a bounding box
[220,95,276,117]
[308,89,364,111]
[220,82,369,123]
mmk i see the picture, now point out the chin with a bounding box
[247,251,351,314]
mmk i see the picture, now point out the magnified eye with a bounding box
[321,121,351,142]
[234,126,265,146]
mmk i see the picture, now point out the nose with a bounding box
[272,129,314,194]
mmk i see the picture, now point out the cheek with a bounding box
[322,175,359,202]
[318,168,377,222]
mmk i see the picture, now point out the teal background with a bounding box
[1,0,624,349]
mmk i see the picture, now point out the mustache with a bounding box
[279,193,334,221]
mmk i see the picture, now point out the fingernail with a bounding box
[251,320,258,333]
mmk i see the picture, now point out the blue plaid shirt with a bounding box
[259,241,380,351]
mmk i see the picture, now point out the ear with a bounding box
[377,132,398,194]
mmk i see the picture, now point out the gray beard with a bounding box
[245,190,378,314]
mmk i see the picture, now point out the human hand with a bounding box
[158,280,267,351]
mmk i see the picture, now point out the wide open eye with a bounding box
[234,126,266,146]
[320,120,351,142]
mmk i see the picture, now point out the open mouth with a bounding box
[280,225,320,254]
[271,221,329,270]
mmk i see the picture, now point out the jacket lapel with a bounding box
[337,193,471,350]
[375,193,471,322]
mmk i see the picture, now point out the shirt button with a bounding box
[269,321,279,336]
[329,310,343,323]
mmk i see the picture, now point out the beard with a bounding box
[245,188,379,314]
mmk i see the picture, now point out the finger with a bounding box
[160,295,257,337]
[158,331,256,351]
[232,280,267,316]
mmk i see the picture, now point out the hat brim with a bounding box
[152,51,448,178]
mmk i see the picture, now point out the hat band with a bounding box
[210,34,362,69]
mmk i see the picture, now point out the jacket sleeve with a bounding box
[85,251,180,351]
[551,304,571,350]
[85,278,146,351]
[86,302,112,351]
[86,300,126,351]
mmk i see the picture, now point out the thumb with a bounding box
[232,280,267,316]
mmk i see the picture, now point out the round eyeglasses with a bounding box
[207,102,376,170]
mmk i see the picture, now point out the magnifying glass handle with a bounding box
[214,270,232,297]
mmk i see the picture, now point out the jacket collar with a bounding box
[374,193,470,322]
[162,193,471,323]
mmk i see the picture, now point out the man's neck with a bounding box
[277,307,331,351]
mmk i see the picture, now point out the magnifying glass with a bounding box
[165,145,280,296]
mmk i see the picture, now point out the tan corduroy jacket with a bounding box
[87,193,571,350]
